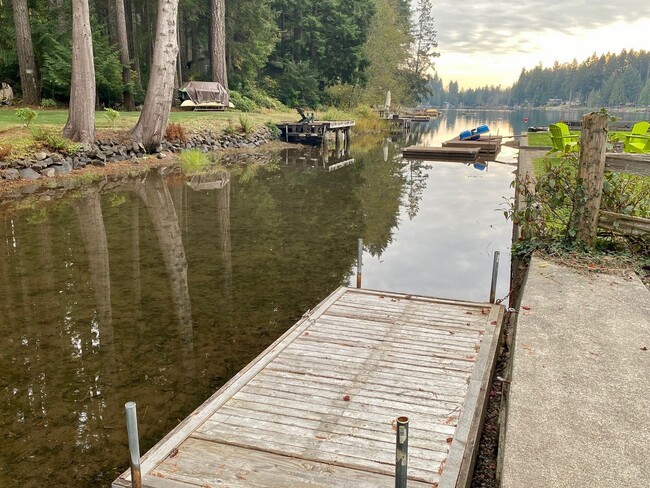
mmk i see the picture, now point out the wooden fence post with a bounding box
[576,112,609,246]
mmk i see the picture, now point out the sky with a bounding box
[428,0,650,89]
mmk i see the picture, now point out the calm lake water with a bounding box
[0,108,646,486]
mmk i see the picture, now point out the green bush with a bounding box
[15,108,38,126]
[239,114,253,135]
[223,119,238,136]
[31,127,81,155]
[265,120,281,139]
[104,108,120,128]
[39,98,57,108]
[229,90,256,112]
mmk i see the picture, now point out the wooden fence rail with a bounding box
[604,153,650,177]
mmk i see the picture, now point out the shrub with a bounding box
[0,144,13,160]
[223,119,238,136]
[39,98,57,108]
[15,108,38,126]
[265,120,281,139]
[31,127,81,155]
[165,122,187,143]
[239,114,253,135]
[229,90,255,112]
[104,108,120,128]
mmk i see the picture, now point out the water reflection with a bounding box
[0,123,517,486]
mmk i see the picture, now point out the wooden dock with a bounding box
[442,136,502,158]
[277,120,354,146]
[113,287,504,488]
[402,146,480,162]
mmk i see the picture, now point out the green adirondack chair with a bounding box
[623,121,650,153]
[549,122,579,153]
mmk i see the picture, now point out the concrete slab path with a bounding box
[502,255,650,487]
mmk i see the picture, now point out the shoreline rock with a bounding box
[0,126,276,183]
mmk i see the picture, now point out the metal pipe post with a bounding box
[489,251,500,304]
[395,416,409,488]
[125,402,142,488]
[356,238,363,288]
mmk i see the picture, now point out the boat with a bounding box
[459,124,490,141]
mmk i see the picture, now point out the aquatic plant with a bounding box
[180,148,209,173]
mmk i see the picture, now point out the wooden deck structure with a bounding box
[442,136,502,158]
[277,121,354,147]
[402,146,480,162]
[113,287,504,488]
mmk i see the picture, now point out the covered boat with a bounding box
[178,81,230,111]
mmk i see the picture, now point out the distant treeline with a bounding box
[422,49,650,108]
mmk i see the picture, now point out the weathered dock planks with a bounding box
[113,287,504,488]
[402,146,481,162]
[442,136,503,157]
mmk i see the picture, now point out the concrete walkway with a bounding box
[501,256,650,487]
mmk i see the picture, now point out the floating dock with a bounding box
[113,287,504,488]
[442,136,502,158]
[402,146,480,162]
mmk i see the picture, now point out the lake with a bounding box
[0,108,646,486]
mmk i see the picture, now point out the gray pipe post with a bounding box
[395,416,409,488]
[356,238,363,288]
[489,251,500,304]
[125,402,142,488]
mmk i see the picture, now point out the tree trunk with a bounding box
[134,172,194,366]
[131,0,180,152]
[11,0,40,105]
[62,0,96,142]
[129,0,143,91]
[210,0,228,88]
[114,0,134,110]
[576,112,609,246]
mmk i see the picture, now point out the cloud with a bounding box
[428,0,638,55]
[421,0,650,87]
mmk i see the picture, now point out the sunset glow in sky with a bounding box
[429,1,650,89]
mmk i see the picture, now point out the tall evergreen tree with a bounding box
[211,0,227,88]
[114,0,134,110]
[132,0,180,151]
[11,0,40,104]
[63,0,95,142]
[404,0,439,100]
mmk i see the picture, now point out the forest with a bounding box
[422,49,650,108]
[0,0,439,112]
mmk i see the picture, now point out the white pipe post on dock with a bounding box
[356,238,363,288]
[489,251,500,304]
[125,402,142,488]
[395,416,409,488]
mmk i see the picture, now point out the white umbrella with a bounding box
[385,90,391,110]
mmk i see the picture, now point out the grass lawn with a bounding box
[0,107,297,158]
[527,130,631,148]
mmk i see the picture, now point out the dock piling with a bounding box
[395,416,409,488]
[489,251,500,304]
[125,402,142,488]
[356,238,363,288]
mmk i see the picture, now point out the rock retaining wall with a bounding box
[0,126,275,182]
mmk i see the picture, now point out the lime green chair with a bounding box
[549,122,579,153]
[623,121,650,153]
